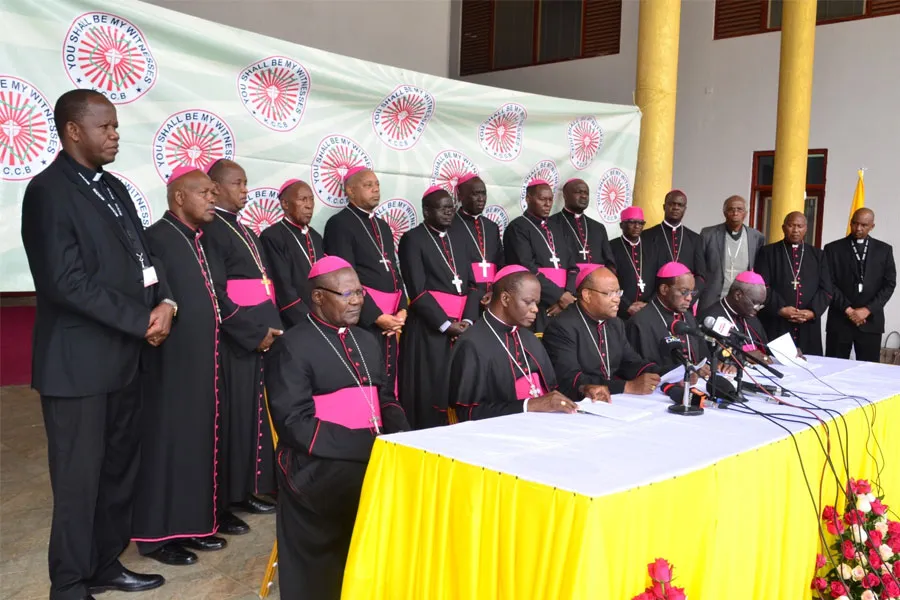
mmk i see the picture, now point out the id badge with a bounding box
[142,266,159,288]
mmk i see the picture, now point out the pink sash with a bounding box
[514,373,544,401]
[364,287,402,315]
[470,262,496,284]
[313,387,382,430]
[429,291,466,321]
[742,343,761,353]
[537,267,567,288]
[227,279,275,306]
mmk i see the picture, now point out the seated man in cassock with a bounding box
[699,271,772,367]
[397,186,482,428]
[323,167,407,387]
[265,256,409,600]
[549,178,616,284]
[451,172,504,298]
[825,208,896,362]
[643,190,707,305]
[444,265,579,420]
[755,211,833,355]
[133,166,231,565]
[625,262,712,377]
[260,178,324,328]
[543,265,661,402]
[204,159,284,528]
[612,206,659,320]
[504,180,578,332]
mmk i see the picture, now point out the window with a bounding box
[714,0,900,40]
[749,149,828,247]
[459,0,622,76]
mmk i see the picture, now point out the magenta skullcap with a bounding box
[456,172,479,186]
[576,264,604,289]
[278,178,304,196]
[620,206,644,222]
[736,271,765,285]
[342,165,370,184]
[308,256,353,280]
[656,261,691,278]
[528,178,551,188]
[422,185,446,199]
[168,165,202,185]
[493,265,530,284]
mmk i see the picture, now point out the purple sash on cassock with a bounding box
[364,287,402,315]
[514,373,543,401]
[429,291,466,321]
[227,279,275,306]
[470,262,496,284]
[313,386,382,430]
[537,267,567,288]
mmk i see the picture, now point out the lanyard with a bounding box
[77,171,147,269]
[850,238,868,291]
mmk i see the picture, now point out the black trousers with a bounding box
[825,329,882,363]
[41,377,141,600]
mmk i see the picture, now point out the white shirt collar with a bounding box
[663,220,682,230]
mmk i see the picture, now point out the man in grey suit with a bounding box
[699,196,765,311]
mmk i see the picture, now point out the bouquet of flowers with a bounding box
[632,558,687,600]
[811,478,900,599]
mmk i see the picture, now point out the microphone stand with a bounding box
[667,358,704,416]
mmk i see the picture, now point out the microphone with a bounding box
[702,316,753,345]
[659,335,686,365]
[707,374,746,405]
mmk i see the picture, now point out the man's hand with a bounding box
[145,303,176,346]
[375,313,404,334]
[849,307,870,326]
[779,306,800,321]
[445,321,470,338]
[525,391,578,414]
[746,349,772,364]
[795,309,814,323]
[546,302,563,318]
[558,292,576,310]
[627,301,647,316]
[580,384,611,403]
[257,328,284,352]
[624,372,661,395]
[394,309,407,325]
[480,291,492,307]
[697,364,712,380]
[717,363,738,376]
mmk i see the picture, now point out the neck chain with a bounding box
[424,225,463,294]
[216,214,268,278]
[522,216,560,267]
[162,217,222,323]
[724,226,746,281]
[720,298,752,342]
[484,311,541,398]
[619,237,644,292]
[347,207,396,272]
[576,304,611,378]
[661,221,681,262]
[562,210,590,259]
[281,220,317,267]
[459,214,487,262]
[652,298,692,362]
[781,241,805,291]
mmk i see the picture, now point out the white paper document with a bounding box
[576,399,652,422]
[767,333,812,368]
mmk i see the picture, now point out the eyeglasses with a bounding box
[315,287,367,300]
[584,287,624,298]
[623,220,646,225]
[751,303,765,311]
[673,288,696,298]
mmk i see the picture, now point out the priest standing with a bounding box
[265,256,409,600]
[504,180,577,332]
[323,167,407,387]
[756,211,833,356]
[824,208,896,362]
[548,178,616,283]
[397,187,482,428]
[612,206,659,320]
[260,178,324,328]
[643,190,707,303]
[451,173,503,296]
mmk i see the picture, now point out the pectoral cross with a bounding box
[549,254,561,269]
[637,278,646,293]
[261,274,272,296]
[529,384,541,398]
[726,263,738,282]
[452,275,463,294]
[478,261,491,278]
[379,255,392,271]
[791,278,800,290]
[579,247,590,260]
[370,416,381,435]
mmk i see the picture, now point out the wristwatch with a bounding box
[162,298,178,317]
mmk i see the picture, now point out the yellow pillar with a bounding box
[633,0,681,226]
[769,0,817,241]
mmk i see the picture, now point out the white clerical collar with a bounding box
[350,203,374,218]
[623,236,640,247]
[564,207,583,219]
[215,206,237,216]
[663,220,682,230]
[791,243,800,249]
[460,209,481,219]
[486,309,517,333]
[856,238,866,244]
[426,224,447,238]
[285,217,309,234]
[337,327,347,334]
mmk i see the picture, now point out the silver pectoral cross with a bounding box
[637,278,646,293]
[370,415,381,435]
[452,275,463,294]
[530,384,540,398]
[579,247,590,260]
[549,254,561,269]
[478,261,491,278]
[791,278,800,290]
[379,255,392,271]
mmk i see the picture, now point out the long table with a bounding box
[341,357,900,600]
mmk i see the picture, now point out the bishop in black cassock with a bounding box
[643,190,707,303]
[259,179,324,328]
[450,173,503,298]
[699,271,771,368]
[266,257,409,600]
[443,267,578,420]
[825,208,897,362]
[612,206,659,320]
[756,212,832,356]
[398,187,481,429]
[549,178,616,284]
[504,180,578,333]
[204,160,282,524]
[323,167,407,387]
[543,266,660,401]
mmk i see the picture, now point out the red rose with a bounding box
[651,581,666,598]
[863,572,881,589]
[888,520,900,536]
[886,580,900,599]
[631,592,654,600]
[830,580,848,598]
[823,505,837,521]
[827,519,846,535]
[894,560,900,579]
[845,509,865,525]
[872,498,887,516]
[889,533,900,553]
[870,529,884,548]
[668,587,687,600]
[869,548,883,571]
[816,553,828,569]
[648,558,672,583]
[857,480,872,494]
[811,577,828,591]
[842,540,857,560]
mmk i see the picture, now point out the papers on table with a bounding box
[576,399,652,422]
[767,333,820,370]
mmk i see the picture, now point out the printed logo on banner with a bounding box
[310,135,373,208]
[237,56,310,132]
[373,198,417,249]
[595,167,632,224]
[483,205,510,237]
[109,172,152,227]
[372,85,435,150]
[478,103,527,162]
[152,110,235,182]
[62,12,157,104]
[0,76,59,182]
[567,116,604,170]
[239,188,283,235]
[519,160,560,212]
[430,150,479,195]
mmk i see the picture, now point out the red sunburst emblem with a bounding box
[380,95,427,141]
[244,67,300,124]
[320,147,364,199]
[570,121,601,169]
[239,196,283,235]
[482,113,518,156]
[596,168,632,224]
[436,159,471,193]
[77,26,147,92]
[164,122,224,172]
[0,91,50,168]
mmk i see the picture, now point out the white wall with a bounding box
[143,0,454,77]
[456,2,900,337]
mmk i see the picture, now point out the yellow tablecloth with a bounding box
[342,393,900,599]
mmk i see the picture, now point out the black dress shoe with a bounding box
[218,510,250,535]
[181,535,227,551]
[144,543,197,566]
[232,495,276,514]
[86,566,165,593]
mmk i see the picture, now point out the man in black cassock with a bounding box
[398,187,482,428]
[204,159,283,529]
[543,266,660,402]
[825,208,896,362]
[323,167,407,388]
[504,180,578,332]
[451,173,503,298]
[612,206,659,320]
[260,178,324,328]
[134,167,232,565]
[699,271,771,368]
[443,266,579,420]
[265,256,409,600]
[755,211,833,356]
[549,178,616,283]
[643,190,707,304]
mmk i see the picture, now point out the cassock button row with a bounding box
[362,377,368,382]
[348,348,353,353]
[355,362,360,367]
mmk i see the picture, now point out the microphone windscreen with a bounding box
[672,320,691,336]
[703,316,717,329]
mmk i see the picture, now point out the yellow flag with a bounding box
[846,169,865,235]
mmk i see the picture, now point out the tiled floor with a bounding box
[0,385,281,600]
